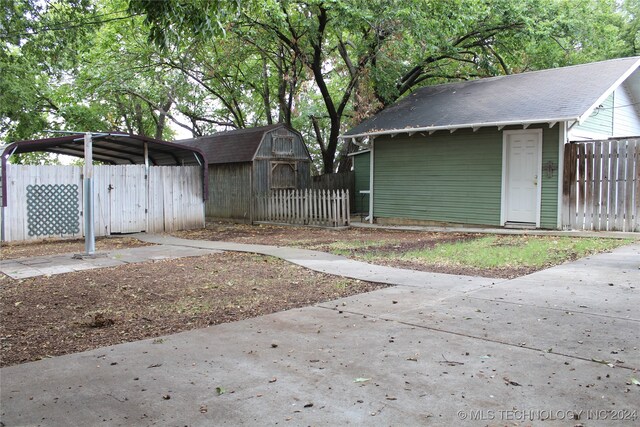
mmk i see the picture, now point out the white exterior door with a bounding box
[502,130,542,226]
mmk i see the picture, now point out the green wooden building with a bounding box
[177,124,311,222]
[346,57,640,230]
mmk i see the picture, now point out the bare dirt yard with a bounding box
[1,241,381,367]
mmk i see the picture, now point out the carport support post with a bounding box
[83,133,96,255]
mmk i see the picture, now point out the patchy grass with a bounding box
[173,222,634,278]
[396,235,629,269]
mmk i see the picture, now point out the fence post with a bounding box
[324,190,330,226]
[593,141,602,231]
[633,140,640,232]
[296,189,300,224]
[303,189,308,225]
[332,190,337,227]
[624,140,635,232]
[313,189,318,226]
[344,189,349,226]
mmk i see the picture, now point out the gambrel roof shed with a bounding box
[174,124,312,222]
[345,56,640,138]
[177,124,309,164]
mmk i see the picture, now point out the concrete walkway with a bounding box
[134,234,498,293]
[0,244,221,279]
[1,237,639,426]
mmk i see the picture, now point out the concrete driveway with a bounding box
[1,243,638,426]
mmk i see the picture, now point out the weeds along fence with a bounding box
[254,189,350,227]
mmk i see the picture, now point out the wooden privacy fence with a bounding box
[310,172,355,211]
[562,138,639,232]
[1,164,204,242]
[254,189,350,227]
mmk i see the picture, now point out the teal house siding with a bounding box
[372,125,560,228]
[353,151,370,213]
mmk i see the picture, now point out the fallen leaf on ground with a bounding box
[503,377,521,386]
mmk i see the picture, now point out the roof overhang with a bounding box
[341,117,572,141]
[576,62,640,124]
[1,133,207,166]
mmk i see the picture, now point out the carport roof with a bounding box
[0,133,206,166]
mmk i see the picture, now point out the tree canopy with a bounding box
[1,0,637,171]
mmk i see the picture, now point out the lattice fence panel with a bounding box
[26,184,80,236]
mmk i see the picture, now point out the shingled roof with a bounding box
[345,56,640,138]
[176,124,284,164]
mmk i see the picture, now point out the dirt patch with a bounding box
[1,236,153,260]
[174,222,482,249]
[173,223,521,275]
[173,222,616,279]
[0,252,383,367]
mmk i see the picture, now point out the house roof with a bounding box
[344,56,640,138]
[1,133,206,166]
[175,124,287,164]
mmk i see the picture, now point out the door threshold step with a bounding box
[504,222,536,229]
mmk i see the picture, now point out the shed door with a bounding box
[503,130,542,226]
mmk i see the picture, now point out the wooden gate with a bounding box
[562,138,639,232]
[94,165,147,235]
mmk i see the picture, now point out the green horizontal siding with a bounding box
[374,128,502,226]
[373,125,560,228]
[540,125,559,229]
